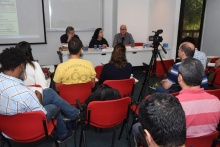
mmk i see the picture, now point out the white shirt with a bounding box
[193,49,207,69]
[24,61,48,89]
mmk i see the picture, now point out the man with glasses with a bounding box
[113,24,135,47]
[60,26,80,43]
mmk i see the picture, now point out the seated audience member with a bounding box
[60,26,80,43]
[99,43,132,84]
[134,93,186,147]
[89,28,109,48]
[156,42,208,93]
[113,25,135,47]
[176,58,220,137]
[54,38,96,87]
[16,41,48,88]
[181,36,207,69]
[0,48,79,141]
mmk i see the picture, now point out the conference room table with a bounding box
[58,46,170,67]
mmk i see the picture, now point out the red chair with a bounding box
[57,81,93,106]
[79,97,132,147]
[135,42,144,46]
[150,59,174,77]
[95,65,104,80]
[0,111,58,147]
[170,91,179,96]
[205,89,220,100]
[208,68,220,88]
[103,78,135,97]
[185,130,219,147]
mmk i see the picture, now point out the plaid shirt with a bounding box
[0,73,46,115]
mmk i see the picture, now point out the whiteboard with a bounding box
[48,0,103,31]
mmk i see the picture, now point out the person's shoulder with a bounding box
[32,61,40,66]
[126,32,133,36]
[126,62,132,67]
[74,34,79,38]
[115,33,120,36]
[103,63,113,69]
[81,59,94,65]
[102,37,107,41]
[60,34,66,38]
[172,62,181,68]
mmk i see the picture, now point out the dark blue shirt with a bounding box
[99,63,132,84]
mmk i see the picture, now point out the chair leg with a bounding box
[79,129,83,147]
[211,138,218,147]
[125,123,131,147]
[83,130,87,147]
[118,120,126,140]
[111,127,116,147]
[1,137,12,147]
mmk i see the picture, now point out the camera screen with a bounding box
[149,36,154,41]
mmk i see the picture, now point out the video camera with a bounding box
[149,29,163,44]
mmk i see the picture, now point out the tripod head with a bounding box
[149,29,167,54]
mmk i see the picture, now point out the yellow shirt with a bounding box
[53,59,96,84]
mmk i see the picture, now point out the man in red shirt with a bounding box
[177,58,220,137]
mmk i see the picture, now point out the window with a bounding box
[176,0,206,56]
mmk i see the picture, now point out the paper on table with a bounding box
[61,44,68,47]
[207,63,215,67]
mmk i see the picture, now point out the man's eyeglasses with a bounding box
[120,29,127,30]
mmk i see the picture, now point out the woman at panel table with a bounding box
[16,41,49,89]
[99,43,132,85]
[89,28,109,49]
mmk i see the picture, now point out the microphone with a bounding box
[152,29,163,34]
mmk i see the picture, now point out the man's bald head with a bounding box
[120,25,127,36]
[178,42,195,59]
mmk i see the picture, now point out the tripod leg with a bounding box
[137,49,157,103]
[155,49,168,76]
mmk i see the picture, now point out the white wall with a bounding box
[148,0,181,59]
[117,0,150,44]
[201,0,220,56]
[0,0,181,65]
[117,0,181,59]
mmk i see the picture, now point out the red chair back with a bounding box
[210,58,219,63]
[205,89,220,100]
[185,131,219,147]
[170,91,179,96]
[103,78,135,97]
[57,81,93,106]
[135,42,144,46]
[87,97,131,128]
[95,65,104,80]
[153,59,174,77]
[209,68,220,87]
[0,111,55,142]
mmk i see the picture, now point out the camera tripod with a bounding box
[137,43,168,103]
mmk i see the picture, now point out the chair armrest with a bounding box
[51,107,61,120]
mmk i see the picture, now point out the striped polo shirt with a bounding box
[177,88,220,137]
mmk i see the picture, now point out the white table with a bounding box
[59,47,170,67]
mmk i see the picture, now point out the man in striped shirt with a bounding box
[156,42,208,93]
[176,58,220,137]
